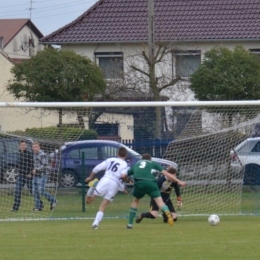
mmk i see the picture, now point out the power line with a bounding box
[33,0,90,14]
[1,0,54,8]
[2,1,32,8]
[0,0,92,15]
[33,8,91,19]
[34,0,88,10]
[0,0,97,35]
[0,0,91,13]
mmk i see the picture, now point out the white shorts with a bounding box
[93,177,119,202]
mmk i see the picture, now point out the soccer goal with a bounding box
[0,100,259,221]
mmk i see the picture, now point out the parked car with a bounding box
[0,137,33,183]
[51,140,177,188]
[230,137,260,185]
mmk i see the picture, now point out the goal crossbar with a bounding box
[1,100,260,108]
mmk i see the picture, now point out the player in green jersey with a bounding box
[136,166,182,224]
[126,153,186,229]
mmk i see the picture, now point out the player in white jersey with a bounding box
[85,147,129,229]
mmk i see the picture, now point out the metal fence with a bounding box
[121,138,173,158]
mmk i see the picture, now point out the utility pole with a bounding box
[29,0,34,26]
[148,0,155,66]
[148,0,161,138]
[28,0,35,53]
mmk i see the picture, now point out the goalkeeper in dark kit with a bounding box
[136,166,183,223]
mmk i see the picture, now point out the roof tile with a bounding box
[41,0,260,43]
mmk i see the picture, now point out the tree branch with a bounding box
[130,65,150,77]
[158,77,181,92]
[154,45,167,64]
[142,50,150,66]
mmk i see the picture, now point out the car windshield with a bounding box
[235,139,255,154]
[61,142,142,158]
[119,143,141,158]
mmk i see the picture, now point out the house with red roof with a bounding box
[40,0,260,102]
[0,19,44,64]
[0,19,45,103]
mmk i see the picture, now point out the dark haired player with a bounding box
[136,166,182,224]
[126,154,186,229]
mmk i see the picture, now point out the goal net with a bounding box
[0,101,259,221]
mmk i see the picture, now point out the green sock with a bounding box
[128,207,137,225]
[161,205,169,213]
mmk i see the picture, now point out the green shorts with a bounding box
[132,179,161,199]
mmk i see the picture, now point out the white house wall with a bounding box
[0,55,84,135]
[95,112,134,140]
[62,40,260,102]
[4,25,44,60]
[60,41,260,136]
[0,50,132,141]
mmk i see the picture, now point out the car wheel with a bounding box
[61,171,77,188]
[244,164,260,185]
[3,166,19,184]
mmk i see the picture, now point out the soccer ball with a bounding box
[208,214,220,226]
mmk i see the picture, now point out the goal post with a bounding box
[0,100,259,221]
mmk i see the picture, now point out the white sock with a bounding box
[87,187,95,197]
[93,211,104,226]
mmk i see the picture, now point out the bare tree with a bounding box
[92,42,200,139]
[123,43,182,138]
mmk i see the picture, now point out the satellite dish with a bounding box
[20,36,26,51]
[30,31,35,48]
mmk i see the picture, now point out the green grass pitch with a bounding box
[0,188,259,259]
[0,215,260,260]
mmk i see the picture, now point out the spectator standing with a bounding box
[32,142,57,211]
[10,140,43,211]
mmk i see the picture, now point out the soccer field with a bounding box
[0,215,260,260]
[0,188,260,259]
[0,187,259,219]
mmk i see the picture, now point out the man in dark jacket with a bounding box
[10,140,43,211]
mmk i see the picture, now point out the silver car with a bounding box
[230,137,260,185]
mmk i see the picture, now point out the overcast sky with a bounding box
[1,0,98,36]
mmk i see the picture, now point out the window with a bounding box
[95,52,124,79]
[251,141,260,153]
[174,50,201,77]
[81,147,98,159]
[68,147,98,159]
[68,149,80,159]
[171,107,199,137]
[94,123,119,136]
[101,145,118,159]
[249,49,260,57]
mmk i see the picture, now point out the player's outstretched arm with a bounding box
[161,170,186,187]
[86,161,108,183]
[85,171,96,183]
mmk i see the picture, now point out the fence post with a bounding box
[81,151,86,212]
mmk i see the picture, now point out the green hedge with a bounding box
[11,127,98,142]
